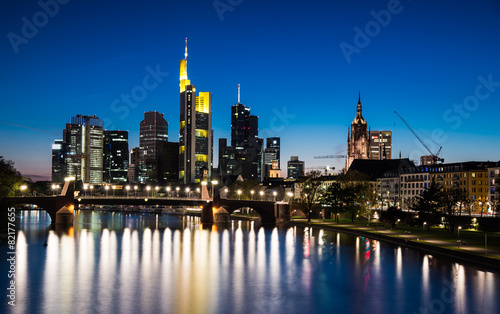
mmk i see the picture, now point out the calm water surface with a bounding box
[2,210,500,314]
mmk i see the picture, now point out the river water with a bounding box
[2,210,500,314]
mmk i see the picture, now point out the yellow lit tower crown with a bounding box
[179,38,191,93]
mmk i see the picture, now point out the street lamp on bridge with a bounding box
[250,190,254,200]
[105,185,110,197]
[146,186,151,197]
[134,185,138,197]
[273,191,277,202]
[112,185,116,197]
[259,190,264,201]
[20,185,27,197]
[186,187,191,198]
[176,187,180,197]
[237,189,242,200]
[166,186,171,197]
[126,185,130,198]
[211,180,218,199]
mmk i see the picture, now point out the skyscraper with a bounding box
[266,137,280,165]
[137,111,169,183]
[287,156,305,180]
[139,111,168,160]
[227,85,262,181]
[63,115,104,183]
[179,39,212,184]
[369,131,392,160]
[346,93,370,171]
[51,139,66,183]
[103,130,129,183]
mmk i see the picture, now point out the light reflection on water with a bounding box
[3,210,500,314]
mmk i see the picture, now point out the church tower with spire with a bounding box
[345,92,370,171]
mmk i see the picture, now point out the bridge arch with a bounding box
[202,195,290,224]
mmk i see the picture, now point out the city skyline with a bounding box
[1,0,500,180]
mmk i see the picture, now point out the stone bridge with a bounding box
[2,186,290,224]
[201,194,290,224]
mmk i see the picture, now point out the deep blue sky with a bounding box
[1,0,500,180]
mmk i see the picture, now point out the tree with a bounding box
[337,170,373,222]
[491,199,500,217]
[318,182,347,223]
[441,188,462,235]
[0,158,23,197]
[454,189,472,216]
[297,170,322,222]
[411,180,443,217]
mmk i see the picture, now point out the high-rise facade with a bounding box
[287,156,305,180]
[179,39,212,184]
[226,88,262,182]
[51,139,67,183]
[139,111,168,160]
[103,130,129,183]
[63,115,104,183]
[369,131,392,160]
[346,93,370,171]
[266,137,280,166]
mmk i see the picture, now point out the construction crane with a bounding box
[314,155,345,159]
[394,111,444,164]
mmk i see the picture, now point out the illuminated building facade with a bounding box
[103,130,129,183]
[63,115,104,183]
[51,139,67,183]
[369,130,392,160]
[179,39,212,184]
[429,162,496,205]
[346,93,370,171]
[488,166,500,212]
[287,156,305,180]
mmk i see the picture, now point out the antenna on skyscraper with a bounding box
[238,84,240,103]
[184,38,188,60]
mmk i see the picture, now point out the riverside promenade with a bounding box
[292,219,500,271]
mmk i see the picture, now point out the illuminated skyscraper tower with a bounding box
[179,39,212,184]
[62,115,104,183]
